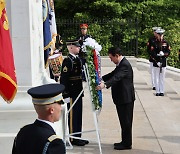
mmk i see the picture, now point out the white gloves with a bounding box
[64,97,70,103]
[159,51,164,56]
[157,51,164,56]
[157,62,161,67]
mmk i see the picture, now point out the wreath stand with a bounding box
[64,63,102,154]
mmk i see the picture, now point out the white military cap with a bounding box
[156,28,165,34]
[152,27,161,31]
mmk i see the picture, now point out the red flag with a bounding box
[0,1,17,103]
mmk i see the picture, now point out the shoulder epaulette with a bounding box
[42,135,61,154]
[48,135,61,142]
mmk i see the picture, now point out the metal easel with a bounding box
[64,63,102,154]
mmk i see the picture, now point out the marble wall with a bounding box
[6,0,53,91]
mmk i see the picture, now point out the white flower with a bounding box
[83,38,102,55]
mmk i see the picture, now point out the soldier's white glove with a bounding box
[157,51,164,56]
[157,62,161,67]
[159,51,164,56]
[54,49,60,54]
[64,97,70,103]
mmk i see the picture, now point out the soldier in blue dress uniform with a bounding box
[60,39,89,146]
[77,24,92,81]
[12,83,66,154]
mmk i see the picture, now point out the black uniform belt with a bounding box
[69,76,82,80]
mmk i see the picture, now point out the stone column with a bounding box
[6,0,54,92]
[5,0,64,139]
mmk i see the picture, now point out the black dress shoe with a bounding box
[84,140,89,144]
[71,139,86,146]
[114,142,121,146]
[153,87,156,90]
[156,93,160,96]
[159,93,164,96]
[79,139,89,144]
[114,143,132,150]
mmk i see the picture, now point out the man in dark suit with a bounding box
[12,84,66,154]
[97,47,135,150]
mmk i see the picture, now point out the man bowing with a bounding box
[97,47,135,150]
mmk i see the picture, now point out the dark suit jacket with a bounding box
[12,120,65,154]
[102,57,135,105]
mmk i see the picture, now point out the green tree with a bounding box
[54,0,180,68]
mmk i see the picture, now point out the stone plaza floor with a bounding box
[0,57,180,154]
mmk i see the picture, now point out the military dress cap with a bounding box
[156,28,165,34]
[152,27,161,31]
[80,23,88,29]
[66,39,81,47]
[27,84,65,105]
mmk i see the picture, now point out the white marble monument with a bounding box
[6,0,55,91]
[5,0,64,138]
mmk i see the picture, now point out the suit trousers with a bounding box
[116,102,134,146]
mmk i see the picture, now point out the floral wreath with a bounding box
[85,45,102,111]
